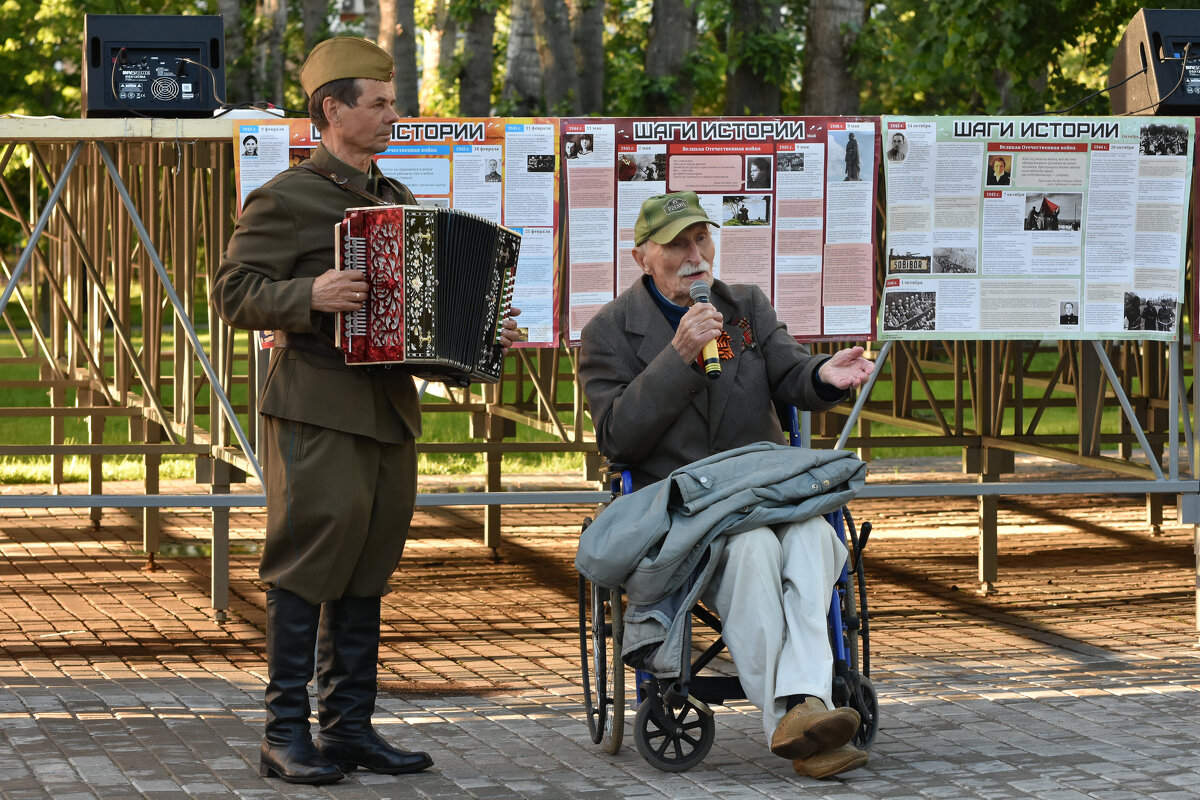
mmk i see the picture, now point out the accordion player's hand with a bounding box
[498,307,523,353]
[311,268,369,313]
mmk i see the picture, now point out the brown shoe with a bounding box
[770,698,860,759]
[792,744,869,779]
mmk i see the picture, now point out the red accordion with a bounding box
[335,205,520,384]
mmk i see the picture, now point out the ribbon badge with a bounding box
[733,317,755,351]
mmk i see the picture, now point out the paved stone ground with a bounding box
[1,458,1199,799]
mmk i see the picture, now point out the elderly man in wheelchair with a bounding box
[575,192,875,778]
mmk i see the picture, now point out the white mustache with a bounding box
[677,259,712,279]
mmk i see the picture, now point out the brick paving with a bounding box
[1,458,1198,798]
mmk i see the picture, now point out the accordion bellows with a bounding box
[335,205,520,385]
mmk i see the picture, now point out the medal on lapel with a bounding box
[732,317,755,351]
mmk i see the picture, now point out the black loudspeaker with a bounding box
[1109,9,1200,115]
[83,14,225,118]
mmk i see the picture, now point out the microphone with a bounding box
[688,281,721,380]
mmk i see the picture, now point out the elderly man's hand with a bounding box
[498,307,523,353]
[818,346,874,389]
[672,302,723,364]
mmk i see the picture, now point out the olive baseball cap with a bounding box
[300,37,396,95]
[634,191,718,245]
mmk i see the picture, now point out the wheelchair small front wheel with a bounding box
[852,675,879,749]
[634,693,715,772]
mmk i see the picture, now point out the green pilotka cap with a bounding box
[634,191,719,245]
[300,37,396,95]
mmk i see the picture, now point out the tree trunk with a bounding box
[460,6,497,116]
[570,0,606,114]
[380,0,419,116]
[531,0,580,114]
[645,0,697,115]
[503,0,543,114]
[725,0,782,115]
[299,0,328,51]
[420,0,459,115]
[362,0,381,40]
[254,0,288,105]
[217,0,250,103]
[801,0,866,115]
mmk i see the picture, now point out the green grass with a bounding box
[0,303,1153,483]
[0,323,587,483]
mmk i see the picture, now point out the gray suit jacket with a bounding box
[578,277,844,488]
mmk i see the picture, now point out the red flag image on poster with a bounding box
[1040,196,1059,214]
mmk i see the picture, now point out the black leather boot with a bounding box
[259,588,344,785]
[315,596,433,774]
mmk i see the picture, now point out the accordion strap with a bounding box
[298,162,395,205]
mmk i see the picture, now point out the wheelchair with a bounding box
[577,413,878,772]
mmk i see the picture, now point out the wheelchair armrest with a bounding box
[599,458,634,498]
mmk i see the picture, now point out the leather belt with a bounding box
[272,330,341,359]
[273,330,400,378]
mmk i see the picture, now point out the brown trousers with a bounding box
[261,415,417,604]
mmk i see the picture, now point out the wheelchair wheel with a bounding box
[634,692,714,772]
[840,524,877,748]
[578,572,625,754]
[852,675,880,749]
[840,546,869,677]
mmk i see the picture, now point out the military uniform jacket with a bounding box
[578,277,844,488]
[212,145,420,442]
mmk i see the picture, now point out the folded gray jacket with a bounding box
[575,441,867,678]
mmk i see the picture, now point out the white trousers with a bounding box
[701,516,847,742]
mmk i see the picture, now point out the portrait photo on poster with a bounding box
[986,155,1012,186]
[746,156,773,189]
[1058,300,1079,325]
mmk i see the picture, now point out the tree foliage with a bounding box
[0,0,1158,121]
[1,0,200,117]
[853,0,1145,115]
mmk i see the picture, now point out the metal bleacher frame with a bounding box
[0,118,1196,630]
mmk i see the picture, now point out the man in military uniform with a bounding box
[212,37,520,785]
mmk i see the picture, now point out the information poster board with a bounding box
[1192,119,1200,343]
[232,118,560,347]
[881,116,1194,341]
[560,116,879,344]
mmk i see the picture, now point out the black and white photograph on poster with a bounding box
[1058,301,1079,325]
[746,156,773,189]
[616,152,665,182]
[722,195,772,226]
[1139,123,1189,156]
[887,249,931,274]
[1023,193,1082,231]
[563,137,579,159]
[1123,292,1176,331]
[886,131,907,163]
[484,158,502,182]
[578,134,594,157]
[883,291,936,331]
[827,131,864,182]
[777,152,805,171]
[241,134,259,157]
[527,154,556,172]
[933,246,977,274]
